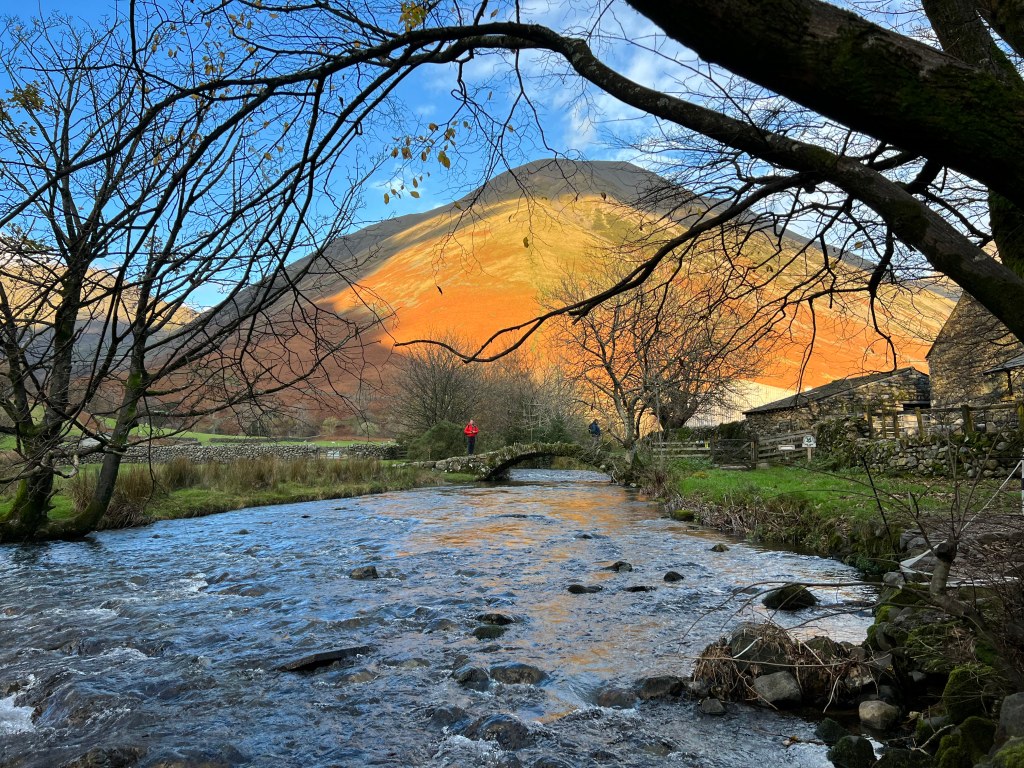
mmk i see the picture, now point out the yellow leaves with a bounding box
[410,190,420,198]
[523,236,530,248]
[428,122,438,132]
[400,1,428,31]
[438,150,450,169]
[384,193,390,204]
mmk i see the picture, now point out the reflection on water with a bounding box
[0,468,874,767]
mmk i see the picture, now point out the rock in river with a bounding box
[762,583,819,611]
[278,645,375,672]
[460,713,534,750]
[567,584,603,594]
[489,662,547,685]
[349,565,379,580]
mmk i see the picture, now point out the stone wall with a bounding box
[78,441,402,464]
[816,419,1024,478]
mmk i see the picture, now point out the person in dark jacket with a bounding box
[464,419,479,455]
[588,419,601,445]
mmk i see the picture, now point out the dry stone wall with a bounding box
[77,442,402,464]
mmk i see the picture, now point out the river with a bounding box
[0,469,874,767]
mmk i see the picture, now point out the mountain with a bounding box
[313,159,954,415]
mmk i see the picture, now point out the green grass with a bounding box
[666,463,1012,566]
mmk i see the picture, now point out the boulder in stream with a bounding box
[859,699,900,731]
[567,584,603,594]
[472,624,508,640]
[604,561,633,572]
[349,565,379,580]
[762,583,819,611]
[752,671,802,706]
[595,685,637,709]
[58,746,146,768]
[710,543,730,552]
[663,571,685,582]
[489,661,547,685]
[452,664,490,691]
[476,612,516,626]
[826,735,876,768]
[635,675,686,700]
[278,645,375,672]
[461,713,534,750]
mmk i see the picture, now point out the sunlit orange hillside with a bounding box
[309,159,955,411]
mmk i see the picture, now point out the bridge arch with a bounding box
[431,441,619,481]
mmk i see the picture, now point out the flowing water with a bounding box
[0,469,875,767]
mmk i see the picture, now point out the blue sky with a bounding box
[1,0,683,223]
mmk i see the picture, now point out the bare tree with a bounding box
[388,332,482,439]
[547,258,760,457]
[0,15,387,541]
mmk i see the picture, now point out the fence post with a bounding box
[866,410,874,438]
[915,407,925,437]
[751,438,758,467]
[962,405,974,434]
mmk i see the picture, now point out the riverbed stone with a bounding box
[635,675,685,700]
[710,543,730,552]
[476,612,516,626]
[997,692,1024,745]
[859,699,900,731]
[752,671,802,706]
[763,583,818,611]
[452,664,490,691]
[826,735,876,768]
[277,645,375,672]
[349,565,379,580]
[663,571,685,582]
[700,698,726,715]
[489,662,547,685]
[59,746,146,767]
[605,560,633,572]
[473,624,507,640]
[595,685,637,709]
[815,717,847,745]
[462,713,533,750]
[429,703,470,729]
[622,585,656,592]
[567,584,603,594]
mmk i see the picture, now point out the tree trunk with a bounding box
[1,470,56,541]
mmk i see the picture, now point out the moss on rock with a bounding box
[941,665,1003,723]
[935,716,996,768]
[991,737,1024,768]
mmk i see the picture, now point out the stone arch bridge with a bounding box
[426,441,621,481]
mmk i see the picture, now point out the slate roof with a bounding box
[743,367,923,415]
[984,352,1024,375]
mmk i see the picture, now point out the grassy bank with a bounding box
[0,456,476,530]
[664,463,1006,569]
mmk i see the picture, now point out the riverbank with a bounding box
[665,464,1024,768]
[0,456,476,532]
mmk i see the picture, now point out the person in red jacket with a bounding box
[464,419,479,455]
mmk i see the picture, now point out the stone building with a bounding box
[743,367,930,437]
[927,294,1024,407]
